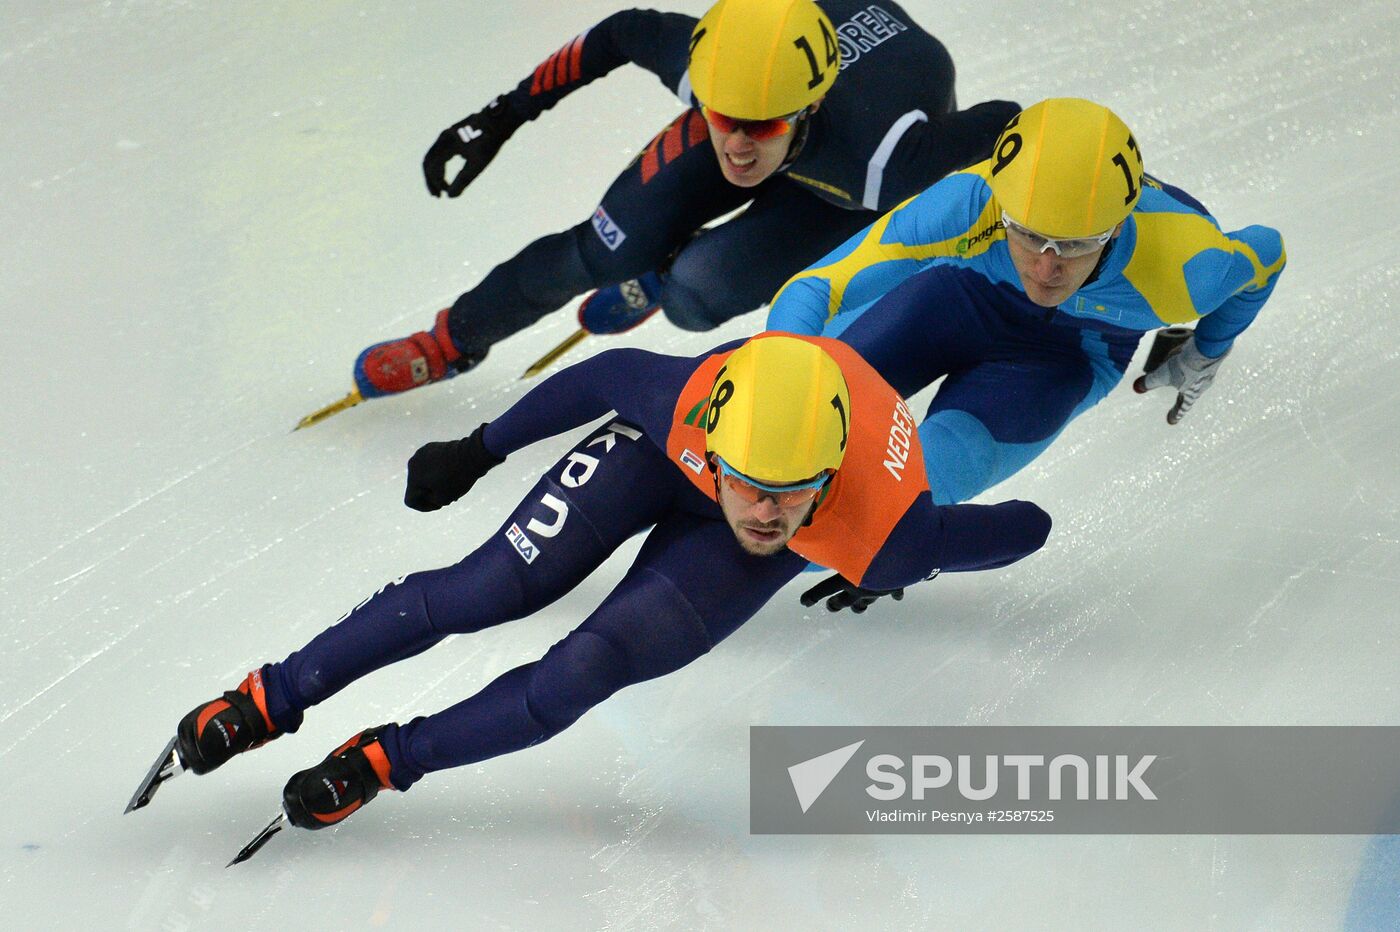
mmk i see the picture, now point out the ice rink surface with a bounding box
[4,0,1399,928]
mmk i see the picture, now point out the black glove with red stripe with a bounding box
[423,97,525,198]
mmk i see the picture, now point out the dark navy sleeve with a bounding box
[868,101,1020,210]
[481,346,710,459]
[501,9,696,123]
[861,496,1052,590]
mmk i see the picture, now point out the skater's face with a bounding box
[1005,220,1124,307]
[703,104,814,187]
[714,464,825,557]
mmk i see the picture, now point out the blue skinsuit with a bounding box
[258,343,1050,790]
[444,2,1018,352]
[766,160,1287,504]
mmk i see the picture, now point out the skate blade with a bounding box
[522,329,588,379]
[228,810,287,867]
[125,735,184,814]
[293,389,364,431]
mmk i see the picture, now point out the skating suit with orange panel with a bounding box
[483,338,1051,591]
[665,334,927,587]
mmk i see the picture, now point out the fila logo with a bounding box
[505,523,539,564]
[679,448,705,474]
[591,206,627,251]
[456,123,484,144]
[507,423,639,564]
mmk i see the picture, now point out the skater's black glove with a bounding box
[966,99,1023,131]
[800,574,905,615]
[423,96,525,197]
[404,423,505,512]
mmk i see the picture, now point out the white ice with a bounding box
[4,0,1400,928]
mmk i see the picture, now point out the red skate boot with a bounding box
[352,309,486,398]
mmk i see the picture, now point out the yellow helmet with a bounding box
[688,0,840,120]
[988,98,1144,238]
[704,335,851,484]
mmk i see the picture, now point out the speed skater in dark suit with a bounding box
[348,0,1020,401]
[169,334,1050,836]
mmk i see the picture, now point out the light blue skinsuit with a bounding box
[766,158,1287,504]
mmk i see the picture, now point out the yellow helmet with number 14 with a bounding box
[688,0,841,120]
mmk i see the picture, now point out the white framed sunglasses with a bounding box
[1001,210,1114,259]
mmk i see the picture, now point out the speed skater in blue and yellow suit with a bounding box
[768,97,1287,505]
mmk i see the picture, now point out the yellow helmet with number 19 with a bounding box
[704,336,851,485]
[688,0,841,120]
[988,98,1144,238]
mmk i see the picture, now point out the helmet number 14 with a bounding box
[793,20,839,90]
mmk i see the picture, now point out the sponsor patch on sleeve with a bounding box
[505,523,539,564]
[591,206,627,251]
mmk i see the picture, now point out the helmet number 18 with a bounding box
[707,367,733,433]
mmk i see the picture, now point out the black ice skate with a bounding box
[175,669,281,775]
[282,726,395,830]
[126,669,282,813]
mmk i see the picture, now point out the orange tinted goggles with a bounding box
[701,105,806,142]
[713,456,830,507]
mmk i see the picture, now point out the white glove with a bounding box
[1133,336,1230,425]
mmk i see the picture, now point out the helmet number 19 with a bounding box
[991,115,1022,176]
[793,19,839,90]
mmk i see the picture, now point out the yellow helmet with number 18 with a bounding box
[688,0,841,120]
[988,98,1145,238]
[704,336,851,485]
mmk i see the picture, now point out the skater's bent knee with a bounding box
[659,277,752,331]
[526,630,632,730]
